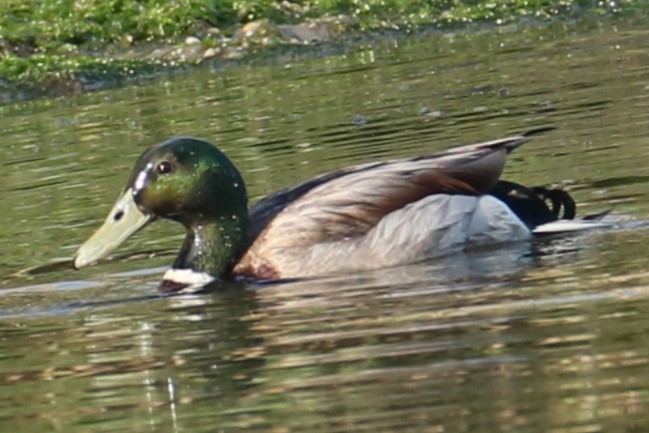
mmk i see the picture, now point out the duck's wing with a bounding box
[237,134,529,276]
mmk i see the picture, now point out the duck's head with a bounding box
[74,137,248,271]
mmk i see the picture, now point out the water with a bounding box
[2,16,649,432]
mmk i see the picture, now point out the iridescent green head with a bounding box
[129,137,248,225]
[74,137,249,283]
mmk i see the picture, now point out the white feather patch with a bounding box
[533,219,611,234]
[162,268,215,292]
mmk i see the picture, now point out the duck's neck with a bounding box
[173,215,249,278]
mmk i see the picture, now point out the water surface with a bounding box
[2,16,649,433]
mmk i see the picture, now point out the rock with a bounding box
[233,19,281,46]
[202,47,220,59]
[278,15,358,44]
[207,27,222,37]
[178,43,203,62]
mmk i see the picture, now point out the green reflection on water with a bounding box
[1,15,649,433]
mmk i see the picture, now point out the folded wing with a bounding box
[236,135,529,277]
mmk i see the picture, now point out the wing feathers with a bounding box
[258,143,512,246]
[235,135,528,276]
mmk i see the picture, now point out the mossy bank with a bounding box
[0,0,644,100]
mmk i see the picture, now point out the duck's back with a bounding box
[234,135,537,279]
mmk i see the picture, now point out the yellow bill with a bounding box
[74,188,152,268]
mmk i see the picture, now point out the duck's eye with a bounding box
[156,161,173,174]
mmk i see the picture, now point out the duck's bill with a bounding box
[74,188,152,269]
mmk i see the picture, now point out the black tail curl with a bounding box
[489,180,576,229]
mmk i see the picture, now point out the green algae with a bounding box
[0,0,644,99]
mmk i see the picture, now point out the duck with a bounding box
[73,130,607,292]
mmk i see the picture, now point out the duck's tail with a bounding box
[489,179,610,234]
[532,217,611,234]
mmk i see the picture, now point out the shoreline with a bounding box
[0,0,643,102]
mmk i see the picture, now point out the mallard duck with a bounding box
[74,131,606,292]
